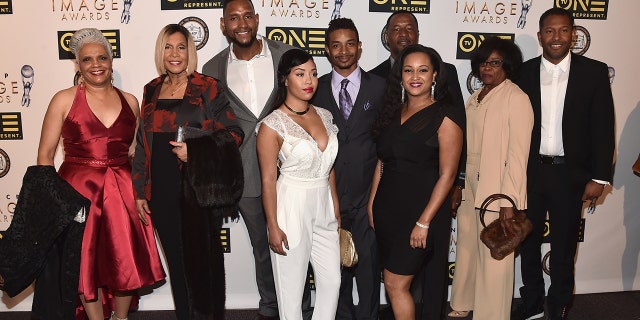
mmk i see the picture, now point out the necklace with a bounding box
[284,101,310,115]
[168,81,186,96]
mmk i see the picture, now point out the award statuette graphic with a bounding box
[608,66,615,84]
[121,0,133,24]
[517,0,533,29]
[21,65,34,107]
[331,0,346,20]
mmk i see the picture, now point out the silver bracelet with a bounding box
[415,221,429,229]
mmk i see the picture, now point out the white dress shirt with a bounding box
[227,35,274,117]
[539,53,570,156]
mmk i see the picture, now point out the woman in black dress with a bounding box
[368,44,464,320]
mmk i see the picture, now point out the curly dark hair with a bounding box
[373,44,449,138]
[470,36,523,81]
[269,48,315,113]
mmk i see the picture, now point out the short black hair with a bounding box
[385,10,419,30]
[539,7,574,31]
[470,36,523,80]
[325,18,360,47]
[223,0,254,14]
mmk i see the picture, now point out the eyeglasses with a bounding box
[479,59,504,68]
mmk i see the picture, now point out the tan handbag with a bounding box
[479,194,533,260]
[338,228,358,267]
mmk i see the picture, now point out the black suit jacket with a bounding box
[516,53,615,191]
[369,58,392,81]
[311,69,386,218]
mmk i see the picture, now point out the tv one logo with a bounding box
[456,32,514,59]
[57,30,121,60]
[369,0,430,13]
[266,27,326,57]
[554,0,608,20]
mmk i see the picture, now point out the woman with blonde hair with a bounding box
[132,24,244,319]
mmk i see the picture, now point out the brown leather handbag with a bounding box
[479,193,533,260]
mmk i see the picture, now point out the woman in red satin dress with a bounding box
[36,28,165,320]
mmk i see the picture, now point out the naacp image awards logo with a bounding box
[466,72,483,94]
[0,148,10,178]
[570,25,590,56]
[179,16,209,51]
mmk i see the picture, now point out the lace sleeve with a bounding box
[315,106,339,135]
[255,111,286,138]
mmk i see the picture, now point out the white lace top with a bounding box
[256,106,339,179]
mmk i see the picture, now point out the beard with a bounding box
[230,35,256,48]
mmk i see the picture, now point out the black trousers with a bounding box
[335,206,381,320]
[519,162,583,313]
[151,197,190,320]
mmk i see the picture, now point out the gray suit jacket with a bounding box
[202,39,294,198]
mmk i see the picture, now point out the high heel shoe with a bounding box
[448,310,471,318]
[110,311,128,320]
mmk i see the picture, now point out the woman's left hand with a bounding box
[169,141,188,162]
[499,206,517,236]
[410,226,429,249]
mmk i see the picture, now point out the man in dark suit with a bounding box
[369,10,466,320]
[311,18,385,320]
[202,0,295,319]
[513,8,614,320]
[369,10,465,111]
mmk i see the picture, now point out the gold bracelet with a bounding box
[415,221,430,229]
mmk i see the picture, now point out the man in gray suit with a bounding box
[202,0,294,319]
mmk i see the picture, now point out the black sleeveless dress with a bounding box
[373,101,463,275]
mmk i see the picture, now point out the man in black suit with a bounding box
[368,10,465,114]
[513,8,614,320]
[311,18,385,320]
[370,10,466,320]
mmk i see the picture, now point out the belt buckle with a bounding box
[540,155,555,164]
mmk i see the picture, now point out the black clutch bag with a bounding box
[479,193,533,260]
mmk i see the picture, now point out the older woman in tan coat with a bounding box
[448,37,533,320]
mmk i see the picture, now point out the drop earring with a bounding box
[431,81,436,101]
[401,82,405,104]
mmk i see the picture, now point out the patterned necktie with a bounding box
[339,78,353,120]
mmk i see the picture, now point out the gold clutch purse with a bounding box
[339,228,358,267]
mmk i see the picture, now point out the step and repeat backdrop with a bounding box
[1,0,639,312]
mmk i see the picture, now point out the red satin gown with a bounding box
[58,84,165,318]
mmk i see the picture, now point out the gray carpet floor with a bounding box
[1,291,639,319]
